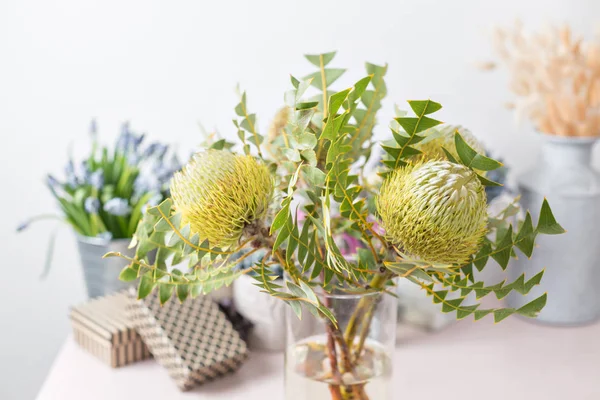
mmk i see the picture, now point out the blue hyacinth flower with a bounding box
[103,198,132,216]
[84,197,100,214]
[89,170,104,190]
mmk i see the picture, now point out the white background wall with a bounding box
[0,1,598,398]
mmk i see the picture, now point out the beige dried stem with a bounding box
[485,22,600,137]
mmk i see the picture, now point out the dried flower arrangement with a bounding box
[488,22,600,136]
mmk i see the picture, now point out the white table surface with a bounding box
[37,317,600,400]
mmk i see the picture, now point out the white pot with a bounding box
[508,134,600,325]
[233,274,286,351]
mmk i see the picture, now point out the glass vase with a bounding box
[285,288,397,400]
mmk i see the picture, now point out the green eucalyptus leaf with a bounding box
[119,267,138,282]
[283,148,301,162]
[138,273,155,299]
[290,75,300,89]
[302,165,326,186]
[288,300,302,319]
[304,51,337,67]
[305,69,346,90]
[176,284,189,302]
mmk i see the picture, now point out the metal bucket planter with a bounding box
[76,235,135,298]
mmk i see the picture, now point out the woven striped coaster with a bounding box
[127,288,249,391]
[70,291,151,368]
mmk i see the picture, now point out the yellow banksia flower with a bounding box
[170,150,273,248]
[416,125,485,163]
[377,160,488,264]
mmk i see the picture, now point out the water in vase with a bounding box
[285,334,392,400]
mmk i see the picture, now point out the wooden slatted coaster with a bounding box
[70,291,152,367]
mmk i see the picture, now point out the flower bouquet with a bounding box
[21,121,181,297]
[108,52,564,399]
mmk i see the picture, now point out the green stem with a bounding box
[325,322,344,400]
[343,272,387,344]
[329,322,369,400]
[352,300,377,363]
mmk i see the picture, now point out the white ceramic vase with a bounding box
[507,134,600,325]
[232,274,287,351]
